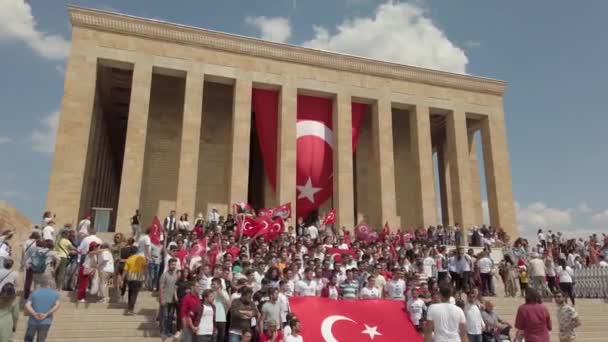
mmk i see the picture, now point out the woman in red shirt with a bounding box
[514,288,552,342]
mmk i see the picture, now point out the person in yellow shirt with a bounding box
[54,230,76,290]
[518,265,529,298]
[124,248,146,315]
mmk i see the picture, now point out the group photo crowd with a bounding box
[0,206,606,342]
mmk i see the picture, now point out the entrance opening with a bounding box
[430,113,449,227]
[248,111,268,211]
[79,64,133,231]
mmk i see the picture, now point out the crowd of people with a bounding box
[0,208,605,342]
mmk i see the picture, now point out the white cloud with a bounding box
[0,0,70,60]
[30,110,59,155]
[246,16,291,43]
[517,201,573,229]
[0,136,12,144]
[576,203,592,214]
[591,210,608,225]
[301,1,468,74]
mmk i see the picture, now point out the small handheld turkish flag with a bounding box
[264,217,285,242]
[257,208,273,218]
[150,216,163,246]
[380,222,390,241]
[290,297,421,342]
[326,247,357,263]
[272,202,292,220]
[253,215,272,237]
[323,209,336,225]
[239,216,260,237]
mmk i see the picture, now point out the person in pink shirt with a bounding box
[515,288,552,342]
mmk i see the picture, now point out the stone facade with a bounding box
[46,6,517,238]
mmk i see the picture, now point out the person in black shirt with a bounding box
[131,209,140,239]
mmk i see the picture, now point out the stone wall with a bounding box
[194,82,232,217]
[139,74,185,224]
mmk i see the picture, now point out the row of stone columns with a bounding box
[49,55,515,236]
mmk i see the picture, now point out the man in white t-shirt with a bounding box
[385,270,406,300]
[137,229,152,260]
[477,252,495,296]
[425,286,467,342]
[295,268,318,296]
[464,291,485,341]
[308,225,319,240]
[423,252,436,279]
[360,276,380,299]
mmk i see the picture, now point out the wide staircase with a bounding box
[13,285,608,341]
[14,291,161,342]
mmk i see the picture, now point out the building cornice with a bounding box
[68,6,506,96]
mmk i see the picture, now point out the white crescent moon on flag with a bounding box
[321,315,356,342]
[297,120,334,149]
[243,221,253,232]
[330,253,341,260]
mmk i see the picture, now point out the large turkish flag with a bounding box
[290,297,421,342]
[253,90,366,220]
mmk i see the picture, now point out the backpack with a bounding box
[31,250,49,274]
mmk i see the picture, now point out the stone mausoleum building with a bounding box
[47,6,517,237]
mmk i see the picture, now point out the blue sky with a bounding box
[0,0,606,238]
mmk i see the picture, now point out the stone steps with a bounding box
[13,285,606,341]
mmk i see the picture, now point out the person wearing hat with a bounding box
[77,241,100,303]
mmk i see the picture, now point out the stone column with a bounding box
[436,142,451,226]
[276,83,297,212]
[445,110,473,231]
[410,105,438,227]
[46,52,98,225]
[333,91,355,230]
[372,97,399,228]
[115,60,153,232]
[481,110,517,238]
[468,130,484,225]
[176,66,204,218]
[228,77,253,206]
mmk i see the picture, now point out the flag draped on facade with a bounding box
[252,89,367,219]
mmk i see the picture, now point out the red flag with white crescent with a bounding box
[290,297,421,342]
[257,208,273,218]
[239,216,261,237]
[254,215,272,237]
[326,247,357,263]
[150,216,163,246]
[264,217,285,242]
[380,222,390,241]
[322,209,336,225]
[272,202,292,220]
[252,90,366,219]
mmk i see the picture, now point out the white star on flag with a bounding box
[297,177,322,204]
[361,324,382,340]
